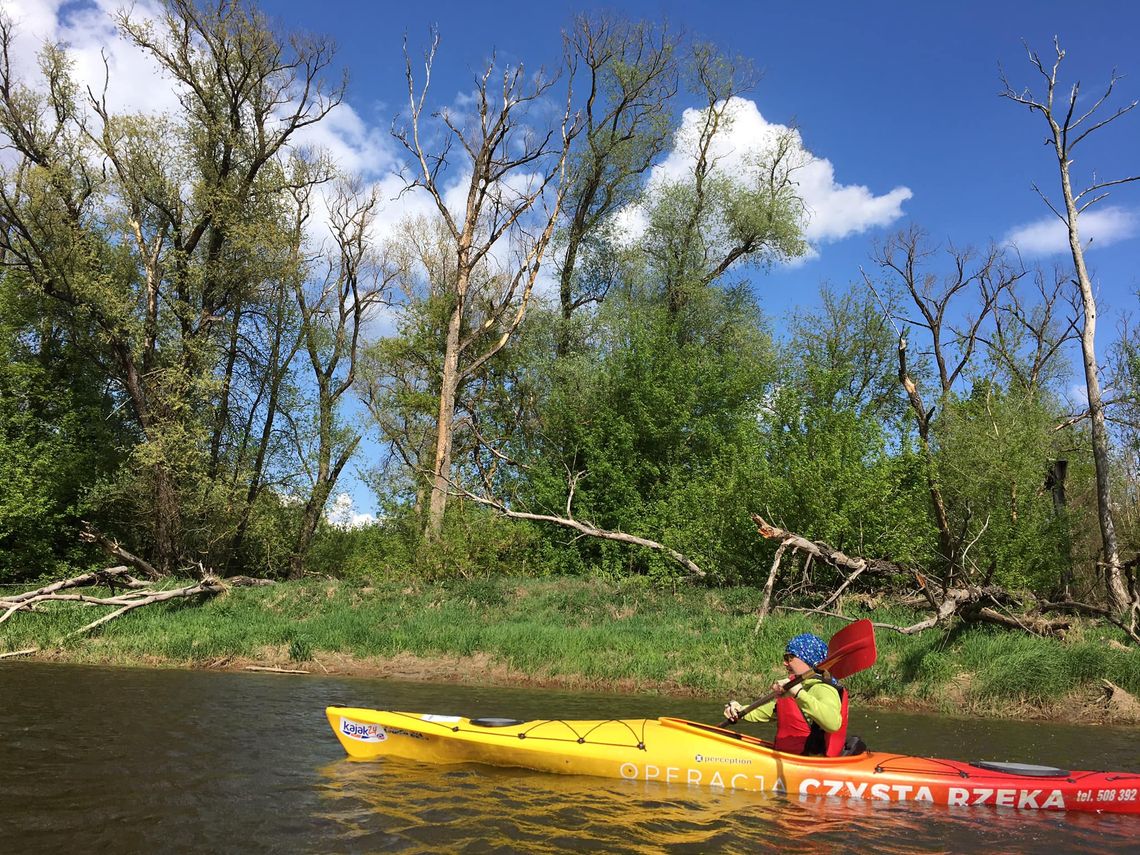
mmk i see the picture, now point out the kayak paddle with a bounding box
[718,618,877,728]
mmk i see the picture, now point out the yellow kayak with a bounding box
[326,706,1140,814]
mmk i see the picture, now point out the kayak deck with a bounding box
[326,706,1140,814]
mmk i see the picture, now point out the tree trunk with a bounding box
[557,216,585,358]
[209,302,243,480]
[1000,44,1138,614]
[1058,145,1130,612]
[289,484,328,580]
[427,275,467,537]
[289,435,361,579]
[152,465,183,575]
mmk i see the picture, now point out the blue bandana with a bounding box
[785,633,828,668]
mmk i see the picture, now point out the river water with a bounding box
[2,662,1137,853]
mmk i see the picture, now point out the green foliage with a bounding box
[0,3,355,579]
[0,9,1128,613]
[0,279,131,580]
[413,506,547,581]
[518,282,778,581]
[754,284,934,578]
[302,504,552,584]
[933,384,1075,592]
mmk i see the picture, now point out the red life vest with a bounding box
[773,681,848,756]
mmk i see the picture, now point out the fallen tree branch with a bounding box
[754,539,789,628]
[774,605,929,634]
[1,567,274,644]
[751,513,905,576]
[969,605,1072,637]
[223,576,276,588]
[79,524,160,580]
[1040,600,1140,644]
[456,489,706,579]
[752,512,1077,638]
[817,560,868,614]
[62,579,227,638]
[2,567,147,605]
[245,665,309,674]
[0,647,38,659]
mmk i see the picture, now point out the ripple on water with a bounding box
[3,663,1138,854]
[313,756,1140,855]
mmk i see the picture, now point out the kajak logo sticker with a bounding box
[694,754,752,765]
[340,717,387,742]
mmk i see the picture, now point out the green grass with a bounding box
[3,576,1137,720]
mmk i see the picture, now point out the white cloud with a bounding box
[0,0,65,36]
[631,97,911,249]
[1,1,405,215]
[1005,206,1139,256]
[291,102,398,180]
[797,162,914,242]
[325,492,375,529]
[1,0,180,115]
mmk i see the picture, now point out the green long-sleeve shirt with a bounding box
[742,676,843,732]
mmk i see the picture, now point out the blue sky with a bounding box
[6,0,1139,521]
[258,0,1140,314]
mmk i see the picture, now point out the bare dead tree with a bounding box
[395,29,579,537]
[1,566,274,655]
[1000,38,1139,615]
[983,265,1079,396]
[867,227,1023,590]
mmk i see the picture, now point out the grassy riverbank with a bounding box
[4,576,1139,724]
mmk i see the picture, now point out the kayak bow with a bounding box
[326,706,1140,814]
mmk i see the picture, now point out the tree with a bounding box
[358,216,455,520]
[759,283,927,572]
[1001,39,1139,612]
[0,277,132,581]
[979,265,1083,596]
[640,44,807,315]
[554,14,679,356]
[444,43,812,579]
[0,1,342,572]
[287,178,394,578]
[395,30,578,536]
[869,227,1022,590]
[486,276,777,581]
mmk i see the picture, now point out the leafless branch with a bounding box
[451,482,706,579]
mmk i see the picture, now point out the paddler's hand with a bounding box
[771,677,797,697]
[723,700,743,722]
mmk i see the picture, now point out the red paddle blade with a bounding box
[820,619,877,680]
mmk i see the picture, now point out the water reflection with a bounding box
[1,662,1137,854]
[313,754,1138,854]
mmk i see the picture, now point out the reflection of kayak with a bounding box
[326,706,1140,814]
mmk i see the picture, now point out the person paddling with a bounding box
[722,632,850,756]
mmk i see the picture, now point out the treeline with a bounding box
[0,2,1137,622]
